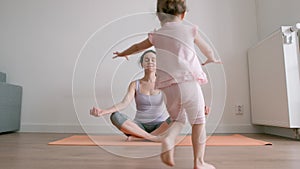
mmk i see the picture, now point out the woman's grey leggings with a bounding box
[110,112,171,135]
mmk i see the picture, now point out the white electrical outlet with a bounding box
[234,105,244,115]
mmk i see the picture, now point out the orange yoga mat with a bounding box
[48,134,272,146]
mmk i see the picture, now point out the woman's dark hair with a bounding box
[139,50,156,66]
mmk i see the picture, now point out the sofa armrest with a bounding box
[0,72,6,82]
[0,82,22,133]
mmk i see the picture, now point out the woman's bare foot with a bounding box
[126,136,146,142]
[125,135,162,142]
[160,137,175,166]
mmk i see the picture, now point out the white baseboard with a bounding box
[212,124,263,134]
[20,123,263,134]
[20,123,114,134]
[20,124,85,133]
[263,126,300,140]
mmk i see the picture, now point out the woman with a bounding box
[90,50,171,141]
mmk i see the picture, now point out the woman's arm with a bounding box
[90,81,136,116]
[194,34,221,65]
[113,38,153,59]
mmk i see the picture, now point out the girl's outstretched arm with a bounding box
[113,38,153,60]
[194,34,222,65]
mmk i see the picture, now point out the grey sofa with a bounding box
[0,72,22,133]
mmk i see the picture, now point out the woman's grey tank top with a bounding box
[134,80,168,124]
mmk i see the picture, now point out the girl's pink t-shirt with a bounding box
[149,21,208,89]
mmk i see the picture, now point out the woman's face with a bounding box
[142,52,156,71]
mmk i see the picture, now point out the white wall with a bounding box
[256,0,300,40]
[0,0,259,133]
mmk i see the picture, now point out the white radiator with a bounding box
[248,24,300,129]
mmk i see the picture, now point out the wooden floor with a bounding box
[0,133,300,169]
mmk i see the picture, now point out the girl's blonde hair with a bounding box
[156,0,186,23]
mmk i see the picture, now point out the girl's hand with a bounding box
[90,107,104,117]
[202,58,222,66]
[205,106,210,115]
[112,52,129,60]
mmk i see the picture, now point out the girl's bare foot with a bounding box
[160,137,175,166]
[194,162,216,169]
[161,149,175,167]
